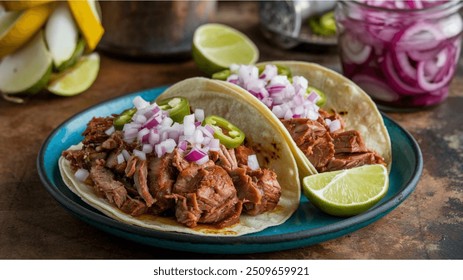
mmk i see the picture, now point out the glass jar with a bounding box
[335,0,463,110]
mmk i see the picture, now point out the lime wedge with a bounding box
[47,52,100,96]
[303,164,389,216]
[0,31,52,94]
[192,23,259,75]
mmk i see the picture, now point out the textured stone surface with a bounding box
[0,2,461,259]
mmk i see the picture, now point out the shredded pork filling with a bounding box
[63,116,282,229]
[281,109,385,172]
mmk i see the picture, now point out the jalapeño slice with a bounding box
[157,97,191,123]
[204,115,245,149]
[212,69,231,81]
[113,108,137,130]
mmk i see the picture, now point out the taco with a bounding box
[212,61,392,179]
[59,77,300,236]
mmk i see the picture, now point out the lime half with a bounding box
[192,23,259,75]
[303,164,389,216]
[47,52,100,96]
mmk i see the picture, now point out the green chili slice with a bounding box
[212,69,231,81]
[308,11,336,36]
[204,115,245,149]
[113,108,137,130]
[157,97,191,123]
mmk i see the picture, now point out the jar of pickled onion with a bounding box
[335,0,463,110]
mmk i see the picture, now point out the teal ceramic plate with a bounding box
[37,86,423,254]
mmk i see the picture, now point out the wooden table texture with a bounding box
[0,2,461,259]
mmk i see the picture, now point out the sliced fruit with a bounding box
[192,23,259,75]
[55,38,86,72]
[1,0,55,11]
[0,3,53,58]
[45,2,79,69]
[67,0,104,51]
[302,164,389,216]
[47,52,100,96]
[0,31,52,94]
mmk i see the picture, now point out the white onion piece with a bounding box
[104,126,115,136]
[329,120,342,133]
[163,139,176,154]
[133,96,150,110]
[247,155,260,171]
[121,149,131,161]
[142,144,153,154]
[194,109,205,122]
[134,114,147,124]
[74,168,89,182]
[116,153,125,164]
[133,149,146,160]
[209,139,220,151]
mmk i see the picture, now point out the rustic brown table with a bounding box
[0,2,461,259]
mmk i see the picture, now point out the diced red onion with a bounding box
[137,128,150,143]
[123,128,138,142]
[143,114,162,129]
[122,95,247,165]
[184,148,207,162]
[259,64,278,82]
[329,120,342,133]
[155,144,166,158]
[104,126,115,136]
[247,154,260,171]
[163,139,177,154]
[227,74,239,84]
[117,153,125,164]
[74,168,89,182]
[224,64,322,121]
[133,114,147,124]
[194,108,205,122]
[161,117,173,128]
[133,96,150,110]
[195,155,210,165]
[193,129,204,145]
[198,125,214,138]
[142,144,153,154]
[148,130,160,146]
[307,91,319,103]
[178,140,187,151]
[133,149,146,161]
[121,149,131,161]
[209,138,220,151]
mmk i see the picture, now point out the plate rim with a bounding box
[37,87,423,246]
